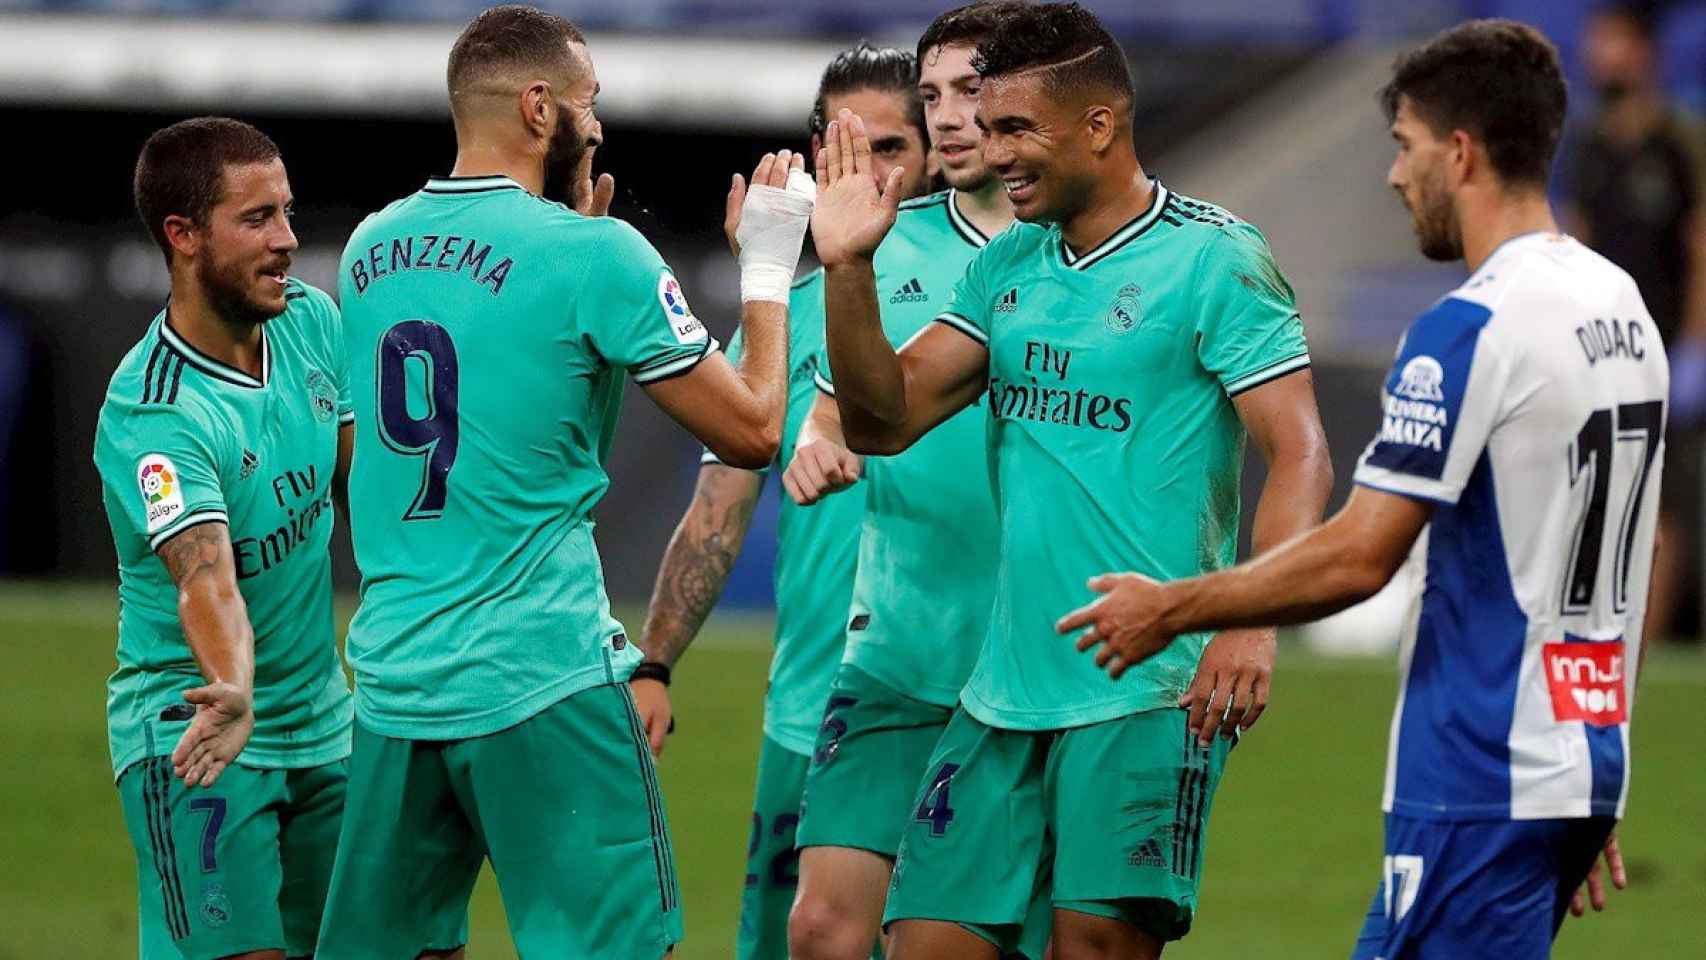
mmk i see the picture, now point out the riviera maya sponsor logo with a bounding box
[1381,355,1449,451]
[305,369,337,423]
[1106,283,1142,334]
[138,454,185,533]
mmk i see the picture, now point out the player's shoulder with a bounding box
[96,330,224,460]
[1160,186,1271,261]
[1452,234,1636,327]
[282,278,337,326]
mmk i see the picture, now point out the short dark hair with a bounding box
[808,43,925,144]
[917,1,1030,68]
[1590,3,1656,41]
[972,2,1133,104]
[1381,19,1567,188]
[447,5,585,105]
[133,117,280,265]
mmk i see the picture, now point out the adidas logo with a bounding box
[994,288,1019,313]
[239,449,259,481]
[889,277,928,304]
[1128,837,1166,869]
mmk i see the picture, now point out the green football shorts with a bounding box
[884,705,1233,949]
[315,681,682,959]
[795,663,954,857]
[118,755,346,960]
[737,734,810,960]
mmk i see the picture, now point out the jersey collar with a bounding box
[158,312,270,389]
[1058,179,1170,271]
[422,174,526,195]
[945,189,990,248]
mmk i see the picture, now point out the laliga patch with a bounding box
[1543,639,1628,727]
[657,273,707,345]
[138,453,185,534]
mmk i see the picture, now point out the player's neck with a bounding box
[448,144,544,195]
[954,179,1014,238]
[166,276,264,378]
[1459,187,1557,275]
[1061,165,1152,257]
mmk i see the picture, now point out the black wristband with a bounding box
[631,661,672,686]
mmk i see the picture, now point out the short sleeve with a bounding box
[102,406,230,551]
[1193,224,1311,396]
[297,282,354,425]
[932,244,995,348]
[583,221,718,385]
[1353,296,1507,505]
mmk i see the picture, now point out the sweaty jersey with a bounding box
[936,181,1310,730]
[93,281,354,779]
[339,175,716,740]
[1353,233,1665,821]
[703,270,865,756]
[818,189,1002,706]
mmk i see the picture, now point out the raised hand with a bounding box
[1056,572,1176,679]
[170,680,254,788]
[782,439,864,505]
[734,149,813,304]
[810,109,905,268]
[572,145,615,217]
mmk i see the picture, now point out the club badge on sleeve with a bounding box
[138,453,185,533]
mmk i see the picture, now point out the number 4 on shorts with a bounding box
[914,762,960,837]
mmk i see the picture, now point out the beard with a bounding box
[542,109,590,205]
[1405,171,1463,262]
[197,247,287,326]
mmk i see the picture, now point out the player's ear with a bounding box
[1084,103,1118,154]
[810,133,823,166]
[162,214,199,262]
[1446,128,1475,189]
[521,80,553,140]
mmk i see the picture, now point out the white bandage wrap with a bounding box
[737,169,817,303]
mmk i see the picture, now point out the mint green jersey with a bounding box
[93,280,354,779]
[935,182,1310,730]
[339,175,716,740]
[818,189,1002,706]
[703,271,865,756]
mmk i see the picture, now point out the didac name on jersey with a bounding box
[1380,355,1449,451]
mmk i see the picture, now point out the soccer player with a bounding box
[810,4,1334,958]
[315,7,813,959]
[94,117,354,960]
[782,6,1026,960]
[635,43,936,960]
[1057,20,1662,959]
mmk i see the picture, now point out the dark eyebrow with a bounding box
[870,136,908,152]
[238,201,276,218]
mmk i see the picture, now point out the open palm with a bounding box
[810,109,905,268]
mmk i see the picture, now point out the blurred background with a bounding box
[1,1,1703,957]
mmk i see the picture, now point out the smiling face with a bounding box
[919,42,991,191]
[1386,95,1463,262]
[976,70,1096,223]
[187,158,299,323]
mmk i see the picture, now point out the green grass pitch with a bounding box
[2,581,1701,958]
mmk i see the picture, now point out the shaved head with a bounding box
[446,4,587,118]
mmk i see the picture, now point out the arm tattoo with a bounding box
[156,522,230,587]
[639,467,763,667]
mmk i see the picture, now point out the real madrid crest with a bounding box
[305,369,338,423]
[1105,283,1142,334]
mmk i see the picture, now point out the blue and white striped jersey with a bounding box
[1354,232,1667,821]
